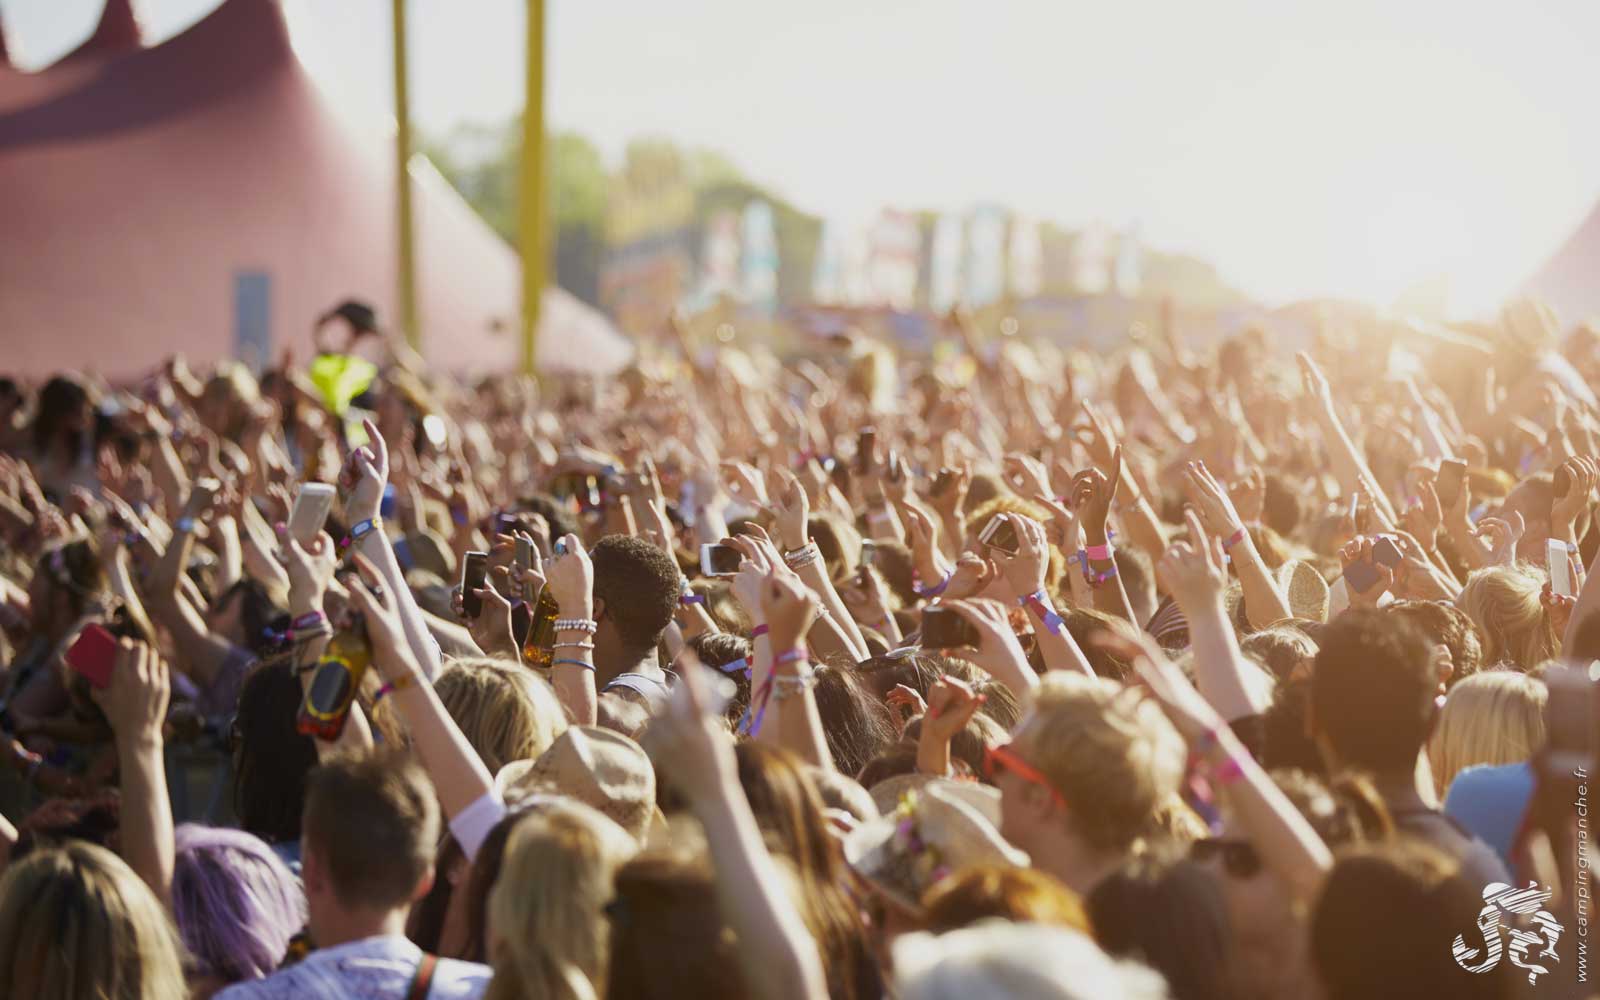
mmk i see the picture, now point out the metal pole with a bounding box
[520,0,547,374]
[392,0,420,351]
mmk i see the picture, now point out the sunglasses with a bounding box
[1190,837,1261,878]
[983,743,1067,811]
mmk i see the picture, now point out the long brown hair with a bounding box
[734,743,882,1000]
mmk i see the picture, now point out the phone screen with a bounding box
[1436,460,1467,510]
[1372,536,1404,568]
[289,484,336,549]
[1342,558,1383,595]
[980,514,1020,556]
[920,607,979,649]
[701,544,742,577]
[461,551,489,618]
[1550,540,1576,598]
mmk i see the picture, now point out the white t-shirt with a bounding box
[214,934,490,1000]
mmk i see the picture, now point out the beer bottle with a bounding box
[296,624,372,740]
[522,587,561,670]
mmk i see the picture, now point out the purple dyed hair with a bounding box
[172,823,306,984]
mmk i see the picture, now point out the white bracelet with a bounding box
[554,618,598,635]
[784,544,820,569]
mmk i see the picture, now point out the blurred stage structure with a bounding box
[1523,200,1600,327]
[0,0,633,378]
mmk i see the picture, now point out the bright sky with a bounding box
[5,0,1599,316]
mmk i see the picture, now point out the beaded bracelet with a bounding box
[784,544,820,569]
[554,618,598,635]
[552,641,595,651]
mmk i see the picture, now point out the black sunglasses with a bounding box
[1190,837,1261,878]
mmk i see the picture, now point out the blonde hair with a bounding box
[1018,674,1186,852]
[1428,670,1547,797]
[430,657,570,774]
[484,799,639,1000]
[1457,564,1558,670]
[0,842,188,1000]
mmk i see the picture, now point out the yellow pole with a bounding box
[392,0,420,351]
[520,0,547,375]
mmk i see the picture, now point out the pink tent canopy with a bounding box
[0,0,633,378]
[1523,199,1600,327]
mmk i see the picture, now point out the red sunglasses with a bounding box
[984,743,1067,811]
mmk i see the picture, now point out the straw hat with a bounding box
[1275,558,1331,623]
[844,780,1029,913]
[495,726,657,844]
[867,772,935,818]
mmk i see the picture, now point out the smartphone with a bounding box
[932,468,955,496]
[1342,557,1383,595]
[1550,539,1577,598]
[700,543,742,577]
[461,551,490,619]
[1372,535,1404,569]
[493,512,517,538]
[857,428,878,474]
[979,514,1020,556]
[288,483,336,549]
[516,536,538,602]
[1435,459,1467,511]
[860,539,877,567]
[920,606,980,649]
[66,624,119,689]
[1542,666,1596,777]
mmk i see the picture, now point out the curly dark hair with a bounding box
[590,534,682,651]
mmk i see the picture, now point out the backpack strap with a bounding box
[405,953,438,1000]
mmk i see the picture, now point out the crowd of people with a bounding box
[1,297,1598,999]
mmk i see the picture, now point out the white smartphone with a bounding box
[1549,539,1576,598]
[700,543,741,577]
[288,483,337,549]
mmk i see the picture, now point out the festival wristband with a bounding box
[1222,527,1248,551]
[915,571,953,598]
[751,623,770,639]
[372,672,418,705]
[1017,589,1065,635]
[775,646,808,666]
[1084,543,1114,562]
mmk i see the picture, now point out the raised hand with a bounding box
[937,599,1034,692]
[1229,465,1266,526]
[760,569,820,652]
[91,640,171,746]
[340,419,390,524]
[347,553,422,681]
[1297,351,1335,414]
[1157,509,1228,610]
[545,533,595,619]
[1474,514,1524,567]
[1338,535,1394,606]
[991,513,1050,599]
[1002,453,1054,499]
[1182,460,1244,539]
[1069,446,1122,542]
[1031,492,1083,554]
[922,675,986,747]
[765,470,811,551]
[1551,456,1598,536]
[278,528,337,617]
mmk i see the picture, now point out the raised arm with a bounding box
[647,658,830,1000]
[347,554,495,824]
[1158,511,1271,722]
[1096,626,1332,905]
[92,640,175,908]
[1184,462,1292,629]
[1298,352,1399,527]
[991,514,1096,676]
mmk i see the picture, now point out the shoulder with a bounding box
[430,957,494,999]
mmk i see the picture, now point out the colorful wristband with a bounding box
[775,647,808,666]
[915,571,953,598]
[1222,526,1248,551]
[372,672,417,705]
[1084,543,1114,562]
[751,623,770,639]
